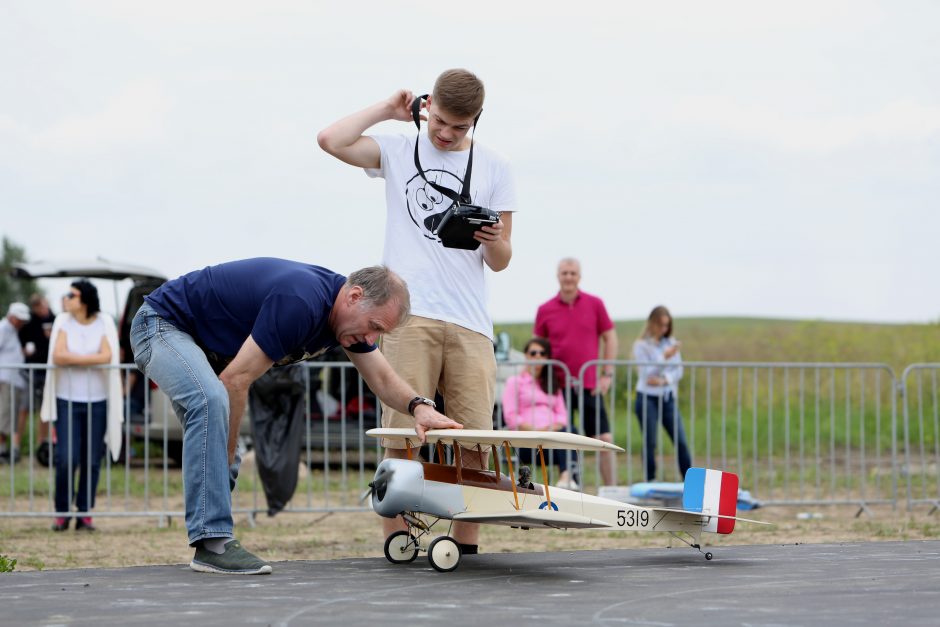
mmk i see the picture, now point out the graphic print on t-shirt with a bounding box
[405,168,466,241]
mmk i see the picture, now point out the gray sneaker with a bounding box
[190,539,272,575]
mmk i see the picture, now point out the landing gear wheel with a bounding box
[428,536,461,572]
[704,552,713,561]
[384,530,419,564]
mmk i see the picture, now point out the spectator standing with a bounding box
[501,338,578,489]
[40,281,123,532]
[14,294,56,458]
[0,303,30,462]
[318,68,517,554]
[632,305,692,481]
[535,258,618,486]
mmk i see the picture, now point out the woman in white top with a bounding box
[49,280,112,532]
[632,306,692,481]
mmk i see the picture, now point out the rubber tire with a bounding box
[705,552,713,561]
[384,530,419,564]
[428,536,461,573]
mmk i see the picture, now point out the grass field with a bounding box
[497,316,940,372]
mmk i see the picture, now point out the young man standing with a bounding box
[535,258,619,486]
[318,69,517,554]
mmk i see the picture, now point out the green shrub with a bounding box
[0,554,16,573]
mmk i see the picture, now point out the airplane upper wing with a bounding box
[452,509,614,530]
[367,428,624,453]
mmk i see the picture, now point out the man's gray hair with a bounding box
[346,265,411,326]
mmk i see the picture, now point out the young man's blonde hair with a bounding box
[432,68,485,119]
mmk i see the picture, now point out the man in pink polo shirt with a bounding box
[534,258,619,485]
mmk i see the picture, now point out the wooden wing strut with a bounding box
[503,440,520,510]
[538,445,552,510]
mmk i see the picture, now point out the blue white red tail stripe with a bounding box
[682,468,739,534]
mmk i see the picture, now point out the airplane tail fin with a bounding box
[682,468,739,534]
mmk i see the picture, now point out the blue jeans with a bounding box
[54,399,107,514]
[634,392,692,482]
[130,303,239,545]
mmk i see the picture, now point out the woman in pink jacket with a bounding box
[501,338,578,489]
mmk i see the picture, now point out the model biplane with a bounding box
[366,428,768,572]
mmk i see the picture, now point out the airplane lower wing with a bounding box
[649,507,772,526]
[453,509,614,530]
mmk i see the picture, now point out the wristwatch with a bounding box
[408,396,436,416]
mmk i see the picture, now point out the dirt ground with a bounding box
[1,500,938,572]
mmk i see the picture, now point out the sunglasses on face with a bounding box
[527,349,546,357]
[64,293,79,300]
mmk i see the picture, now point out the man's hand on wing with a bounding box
[413,405,462,442]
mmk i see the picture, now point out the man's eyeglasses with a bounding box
[64,293,79,300]
[526,349,546,357]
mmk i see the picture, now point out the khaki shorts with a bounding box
[380,316,496,449]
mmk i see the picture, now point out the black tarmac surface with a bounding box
[3,540,939,626]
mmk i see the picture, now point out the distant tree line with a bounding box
[0,236,40,308]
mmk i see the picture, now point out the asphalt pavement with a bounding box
[3,540,939,626]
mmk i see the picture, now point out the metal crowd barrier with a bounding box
[900,364,940,513]
[576,360,898,514]
[0,362,384,524]
[1,360,937,521]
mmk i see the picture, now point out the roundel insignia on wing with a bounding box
[539,501,559,511]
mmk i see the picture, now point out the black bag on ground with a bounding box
[411,94,499,250]
[248,366,306,517]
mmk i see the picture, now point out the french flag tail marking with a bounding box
[682,468,739,534]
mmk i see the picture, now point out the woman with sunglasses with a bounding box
[632,305,692,482]
[40,280,122,532]
[500,338,578,489]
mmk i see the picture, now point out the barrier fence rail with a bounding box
[1,360,938,522]
[578,360,898,514]
[900,364,940,513]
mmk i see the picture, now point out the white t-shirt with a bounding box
[0,319,25,387]
[56,316,108,402]
[365,133,517,339]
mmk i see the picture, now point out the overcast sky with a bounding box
[2,1,938,324]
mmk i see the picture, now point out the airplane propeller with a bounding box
[361,465,395,503]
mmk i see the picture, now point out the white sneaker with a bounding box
[554,479,580,491]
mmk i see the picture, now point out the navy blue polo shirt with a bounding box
[145,258,375,365]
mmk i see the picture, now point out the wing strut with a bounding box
[454,443,463,483]
[503,440,520,510]
[538,445,552,510]
[491,445,500,481]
